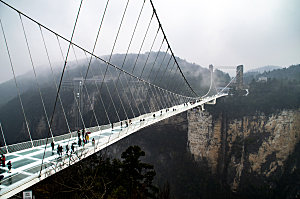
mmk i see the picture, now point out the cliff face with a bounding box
[187,108,300,191]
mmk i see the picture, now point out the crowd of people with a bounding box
[50,128,98,158]
[1,154,12,174]
[0,106,189,183]
[1,113,180,179]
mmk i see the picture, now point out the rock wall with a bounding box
[187,109,222,172]
[187,108,300,191]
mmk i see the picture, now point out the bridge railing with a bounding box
[0,131,79,154]
[0,94,228,155]
[0,124,114,154]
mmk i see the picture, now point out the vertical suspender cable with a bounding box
[55,35,76,134]
[0,19,34,147]
[152,48,169,84]
[39,0,84,177]
[113,0,146,118]
[202,67,213,98]
[39,26,72,139]
[146,38,165,82]
[19,14,54,139]
[0,122,8,154]
[149,0,198,97]
[71,45,99,128]
[82,51,111,126]
[97,0,131,123]
[139,26,160,79]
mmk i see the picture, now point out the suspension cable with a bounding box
[0,19,33,147]
[19,14,54,140]
[82,51,111,126]
[55,35,78,133]
[0,122,8,153]
[0,0,198,102]
[113,0,146,117]
[131,12,154,74]
[83,0,110,84]
[97,0,130,123]
[152,48,169,83]
[139,26,160,79]
[149,0,198,97]
[157,53,173,85]
[71,45,100,128]
[126,12,155,114]
[146,38,165,81]
[39,26,71,141]
[162,59,176,89]
[39,0,84,177]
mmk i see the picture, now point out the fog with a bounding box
[0,0,299,82]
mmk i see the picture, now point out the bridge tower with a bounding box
[209,64,214,73]
[236,65,243,90]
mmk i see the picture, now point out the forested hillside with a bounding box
[0,52,230,145]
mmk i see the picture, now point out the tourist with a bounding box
[7,161,12,173]
[1,155,5,167]
[82,129,85,141]
[77,130,80,139]
[57,145,60,156]
[65,145,69,154]
[78,138,82,147]
[86,134,89,143]
[71,143,75,153]
[51,141,54,153]
[59,145,63,156]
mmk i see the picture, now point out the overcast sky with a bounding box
[0,0,299,82]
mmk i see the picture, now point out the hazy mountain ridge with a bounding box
[244,64,300,84]
[246,65,282,73]
[0,52,229,108]
[0,52,230,145]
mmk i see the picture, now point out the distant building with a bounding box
[257,76,268,82]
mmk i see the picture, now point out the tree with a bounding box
[119,145,158,199]
[32,146,158,199]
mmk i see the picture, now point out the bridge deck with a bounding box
[0,94,226,198]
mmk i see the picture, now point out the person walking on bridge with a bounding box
[86,133,89,143]
[57,145,60,156]
[7,161,12,173]
[71,143,75,153]
[59,145,63,156]
[82,129,85,140]
[65,145,69,155]
[78,137,82,147]
[77,130,81,139]
[92,138,95,146]
[51,141,55,154]
[1,155,5,167]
